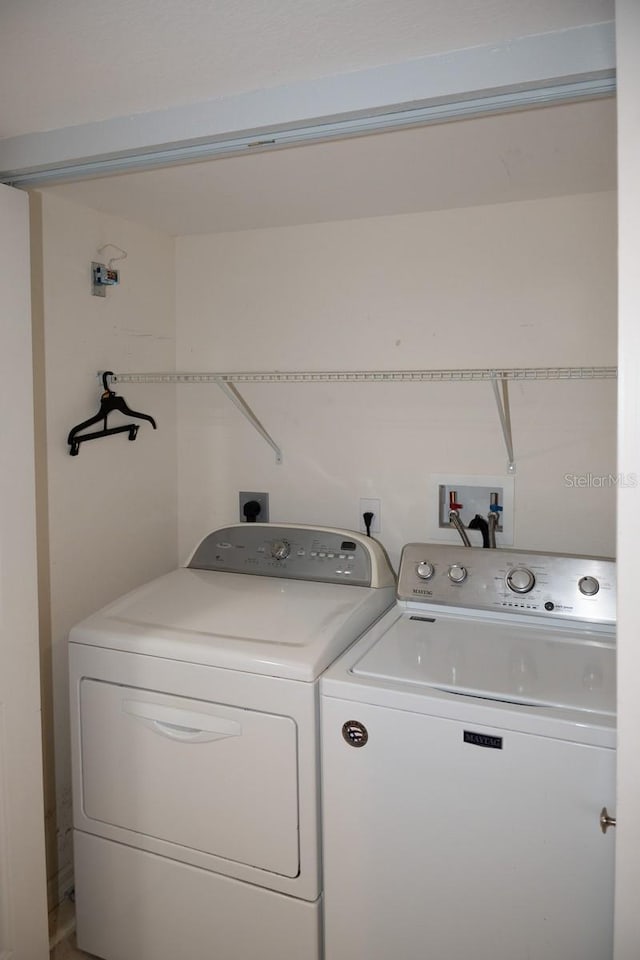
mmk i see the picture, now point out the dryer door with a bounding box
[79,679,299,876]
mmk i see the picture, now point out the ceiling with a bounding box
[0,0,614,140]
[3,0,616,235]
[44,97,616,236]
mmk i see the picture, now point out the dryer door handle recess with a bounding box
[123,699,242,743]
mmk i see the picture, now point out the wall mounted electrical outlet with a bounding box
[239,491,269,523]
[359,498,381,534]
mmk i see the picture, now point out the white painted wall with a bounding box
[614,0,640,955]
[176,192,617,569]
[34,192,178,902]
[0,184,49,958]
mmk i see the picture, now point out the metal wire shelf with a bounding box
[105,366,618,470]
[110,366,617,385]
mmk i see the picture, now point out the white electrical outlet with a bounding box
[429,474,514,546]
[359,498,381,534]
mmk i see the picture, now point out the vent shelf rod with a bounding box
[106,367,617,469]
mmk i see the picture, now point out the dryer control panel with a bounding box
[188,524,395,588]
[398,543,616,624]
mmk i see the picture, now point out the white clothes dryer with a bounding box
[321,542,616,960]
[69,523,395,960]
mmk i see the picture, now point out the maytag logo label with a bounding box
[413,588,433,596]
[463,730,503,750]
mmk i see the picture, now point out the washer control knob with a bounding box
[579,575,600,597]
[448,564,467,584]
[271,539,291,560]
[416,561,435,580]
[506,567,536,594]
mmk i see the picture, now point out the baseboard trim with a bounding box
[48,898,76,950]
[47,862,74,911]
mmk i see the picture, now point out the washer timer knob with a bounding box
[271,539,291,560]
[448,564,467,584]
[506,567,536,594]
[416,561,435,580]
[579,575,600,597]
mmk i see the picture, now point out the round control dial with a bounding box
[271,539,291,560]
[578,575,600,597]
[448,564,467,584]
[416,561,435,580]
[506,567,536,594]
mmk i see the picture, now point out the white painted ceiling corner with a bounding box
[0,21,615,188]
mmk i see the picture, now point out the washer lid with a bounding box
[69,568,394,681]
[351,612,615,716]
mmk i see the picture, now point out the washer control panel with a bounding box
[398,543,616,624]
[188,524,395,588]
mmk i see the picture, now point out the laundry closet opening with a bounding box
[27,86,617,920]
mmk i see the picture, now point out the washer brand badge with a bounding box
[413,588,433,596]
[342,720,368,747]
[464,730,503,750]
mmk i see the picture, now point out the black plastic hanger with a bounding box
[67,371,157,456]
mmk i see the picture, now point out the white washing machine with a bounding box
[321,542,616,960]
[69,523,395,960]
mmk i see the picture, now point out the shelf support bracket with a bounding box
[215,378,283,464]
[491,376,515,474]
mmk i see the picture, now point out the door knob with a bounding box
[600,806,616,834]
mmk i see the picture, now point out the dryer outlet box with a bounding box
[239,492,269,523]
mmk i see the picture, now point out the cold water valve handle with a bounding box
[487,492,503,549]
